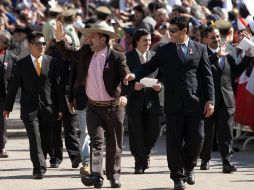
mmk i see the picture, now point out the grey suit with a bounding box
[200,48,252,164]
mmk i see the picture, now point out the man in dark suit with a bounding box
[54,21,130,188]
[46,36,81,169]
[0,30,17,158]
[199,26,253,173]
[124,16,215,190]
[3,31,64,179]
[126,29,161,174]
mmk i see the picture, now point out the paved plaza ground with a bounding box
[0,135,254,190]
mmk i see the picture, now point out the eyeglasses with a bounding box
[32,41,46,46]
[168,28,179,34]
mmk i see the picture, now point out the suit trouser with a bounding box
[22,106,55,174]
[200,107,235,163]
[86,103,124,180]
[49,111,80,164]
[166,112,204,181]
[0,101,7,150]
[127,111,160,169]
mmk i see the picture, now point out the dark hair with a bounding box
[132,29,150,48]
[200,26,217,39]
[97,12,109,21]
[172,5,188,14]
[98,33,110,44]
[148,2,162,13]
[63,16,74,23]
[27,31,44,43]
[169,16,190,32]
[133,5,148,19]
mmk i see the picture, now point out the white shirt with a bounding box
[30,54,43,69]
[136,48,147,64]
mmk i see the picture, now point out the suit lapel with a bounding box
[207,47,223,72]
[41,55,50,77]
[104,47,112,70]
[27,55,40,78]
[185,39,195,64]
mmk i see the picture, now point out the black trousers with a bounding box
[86,103,125,180]
[49,111,80,164]
[22,106,55,174]
[200,107,235,163]
[127,111,159,170]
[0,101,7,150]
[166,112,204,181]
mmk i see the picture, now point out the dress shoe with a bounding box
[109,179,121,188]
[134,168,144,174]
[200,160,210,170]
[0,149,8,158]
[223,163,237,173]
[80,163,90,176]
[185,170,195,185]
[145,160,150,169]
[81,175,103,188]
[174,179,185,190]
[33,172,44,179]
[71,155,81,168]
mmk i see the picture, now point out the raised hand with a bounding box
[218,42,228,57]
[123,73,135,85]
[52,21,65,41]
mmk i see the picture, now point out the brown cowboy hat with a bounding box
[78,21,120,39]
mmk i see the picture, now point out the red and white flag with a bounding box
[235,66,254,130]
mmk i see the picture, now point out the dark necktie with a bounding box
[177,44,186,63]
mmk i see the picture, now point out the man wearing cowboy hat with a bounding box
[53,20,130,188]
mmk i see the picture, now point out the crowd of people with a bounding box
[0,0,254,190]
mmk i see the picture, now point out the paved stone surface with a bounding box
[0,136,254,190]
[2,100,254,190]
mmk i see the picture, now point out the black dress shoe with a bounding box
[134,168,144,174]
[33,173,44,179]
[109,179,121,188]
[72,155,81,168]
[223,163,237,173]
[185,170,195,185]
[200,160,210,170]
[174,179,185,190]
[81,175,103,188]
[50,163,60,168]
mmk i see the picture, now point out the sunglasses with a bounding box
[168,28,179,33]
[32,41,46,46]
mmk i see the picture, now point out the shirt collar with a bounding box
[30,54,42,62]
[177,37,189,47]
[208,46,219,53]
[135,48,147,58]
[94,46,108,57]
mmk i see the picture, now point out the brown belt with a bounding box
[88,98,118,107]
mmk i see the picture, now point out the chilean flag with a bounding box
[235,66,254,130]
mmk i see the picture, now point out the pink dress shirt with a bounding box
[86,47,115,101]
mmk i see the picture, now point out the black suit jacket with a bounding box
[134,39,215,114]
[56,41,130,98]
[0,50,17,103]
[126,49,161,115]
[207,47,252,108]
[5,54,65,120]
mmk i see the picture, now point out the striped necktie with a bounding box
[35,58,41,76]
